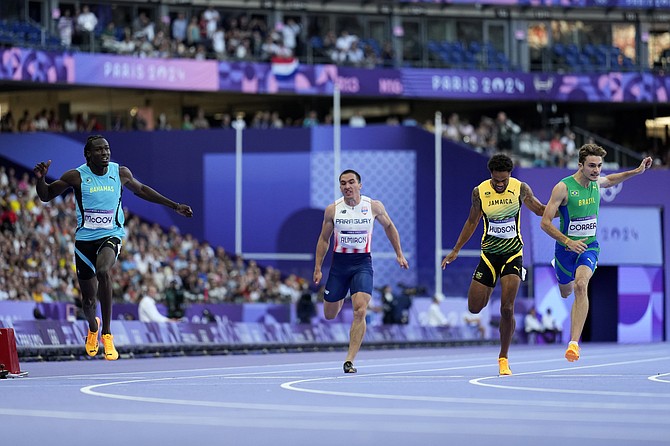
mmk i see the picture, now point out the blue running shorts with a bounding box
[553,240,600,285]
[324,253,373,302]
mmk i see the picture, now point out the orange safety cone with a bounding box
[0,328,28,378]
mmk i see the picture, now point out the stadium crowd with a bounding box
[0,165,308,306]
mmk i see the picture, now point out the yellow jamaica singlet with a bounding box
[477,177,523,255]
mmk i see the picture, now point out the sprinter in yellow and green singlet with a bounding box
[442,154,548,376]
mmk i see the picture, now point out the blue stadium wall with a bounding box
[0,128,668,339]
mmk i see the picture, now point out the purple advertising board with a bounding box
[401,0,670,7]
[4,47,670,103]
[73,53,219,91]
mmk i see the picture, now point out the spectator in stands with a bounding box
[100,22,119,53]
[0,111,15,133]
[345,40,365,66]
[172,12,188,43]
[549,132,565,167]
[463,310,486,339]
[57,8,74,48]
[349,110,366,128]
[139,285,174,323]
[0,203,17,233]
[281,18,301,57]
[76,5,98,51]
[441,154,547,376]
[302,110,319,127]
[212,25,226,59]
[165,279,185,319]
[524,308,544,344]
[495,111,521,153]
[381,41,395,67]
[561,130,577,161]
[182,113,195,130]
[425,293,450,327]
[313,169,409,374]
[542,307,562,343]
[380,285,406,325]
[444,113,462,142]
[202,5,220,40]
[186,16,201,48]
[33,135,193,360]
[296,283,316,324]
[63,115,77,132]
[193,108,210,129]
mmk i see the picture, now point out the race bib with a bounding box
[83,209,115,230]
[338,230,369,249]
[567,215,597,237]
[487,217,517,239]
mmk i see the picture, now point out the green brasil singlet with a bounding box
[558,175,600,246]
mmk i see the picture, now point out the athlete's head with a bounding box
[339,169,362,199]
[84,135,110,168]
[577,143,607,165]
[487,154,514,174]
[577,144,606,182]
[339,169,361,183]
[487,154,513,194]
[84,135,107,160]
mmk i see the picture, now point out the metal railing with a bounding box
[571,126,644,168]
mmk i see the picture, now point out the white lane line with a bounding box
[469,356,670,398]
[0,407,668,441]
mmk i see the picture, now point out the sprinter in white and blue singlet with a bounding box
[34,135,193,361]
[314,170,409,373]
[441,154,548,376]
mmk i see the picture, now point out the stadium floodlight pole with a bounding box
[233,114,246,257]
[435,111,443,297]
[333,84,341,200]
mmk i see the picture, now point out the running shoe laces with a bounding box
[101,334,119,361]
[498,357,512,376]
[343,361,357,374]
[85,317,100,357]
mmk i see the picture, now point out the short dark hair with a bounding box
[487,154,514,173]
[339,169,361,183]
[578,143,607,165]
[84,135,106,160]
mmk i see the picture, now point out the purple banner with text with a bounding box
[402,0,670,8]
[73,53,219,91]
[10,320,458,347]
[4,47,670,103]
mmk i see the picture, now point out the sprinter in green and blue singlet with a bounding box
[442,154,547,376]
[541,144,652,363]
[34,135,193,361]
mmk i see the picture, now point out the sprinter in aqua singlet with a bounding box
[314,169,409,374]
[442,154,547,376]
[541,144,652,363]
[34,135,193,360]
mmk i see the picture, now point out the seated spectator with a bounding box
[296,283,316,324]
[425,294,451,327]
[463,310,486,339]
[302,110,319,127]
[542,307,562,343]
[349,110,366,128]
[138,285,173,323]
[524,308,544,344]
